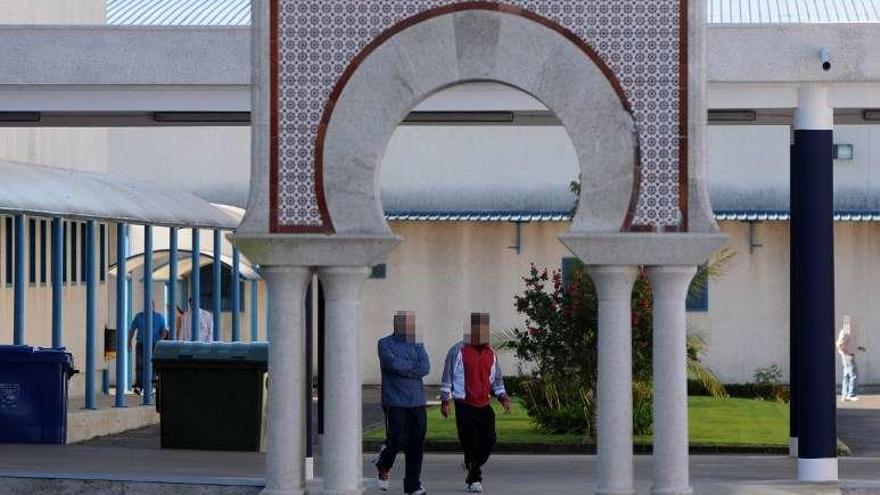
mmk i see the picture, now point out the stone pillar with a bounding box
[647,266,696,495]
[592,266,639,495]
[262,266,312,495]
[318,266,370,495]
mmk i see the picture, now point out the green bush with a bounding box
[519,376,654,438]
[688,380,790,402]
[502,375,527,397]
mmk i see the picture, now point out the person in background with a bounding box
[439,313,510,494]
[375,311,430,495]
[179,297,214,342]
[129,301,168,396]
[837,315,866,401]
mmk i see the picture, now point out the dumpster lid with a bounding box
[153,341,269,363]
[0,345,73,364]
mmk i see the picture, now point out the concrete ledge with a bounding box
[559,232,728,266]
[67,405,160,444]
[0,477,261,495]
[233,233,401,267]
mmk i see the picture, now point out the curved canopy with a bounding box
[0,160,239,229]
[109,249,260,281]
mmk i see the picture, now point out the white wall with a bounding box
[359,220,572,385]
[0,0,104,24]
[706,220,880,385]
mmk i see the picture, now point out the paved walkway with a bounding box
[838,394,880,456]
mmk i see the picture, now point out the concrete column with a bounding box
[647,266,696,495]
[318,266,370,495]
[262,265,312,495]
[592,265,639,495]
[792,84,838,482]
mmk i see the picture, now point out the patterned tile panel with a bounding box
[274,0,686,231]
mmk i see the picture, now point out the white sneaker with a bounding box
[408,486,427,495]
[377,471,390,491]
[849,396,860,402]
[467,481,483,493]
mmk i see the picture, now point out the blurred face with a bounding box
[394,312,416,343]
[469,313,490,345]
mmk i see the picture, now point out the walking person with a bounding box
[837,315,866,401]
[178,297,214,342]
[375,311,430,495]
[129,301,168,395]
[440,313,510,493]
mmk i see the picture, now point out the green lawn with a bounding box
[365,397,789,448]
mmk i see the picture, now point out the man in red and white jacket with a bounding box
[440,313,510,493]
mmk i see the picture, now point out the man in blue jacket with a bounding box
[375,311,430,495]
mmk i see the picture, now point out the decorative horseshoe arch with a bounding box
[315,5,638,236]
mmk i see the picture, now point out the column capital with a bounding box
[645,265,697,299]
[589,265,640,301]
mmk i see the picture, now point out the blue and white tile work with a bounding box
[275,1,686,231]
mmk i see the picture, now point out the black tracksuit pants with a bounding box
[377,405,427,493]
[454,402,496,484]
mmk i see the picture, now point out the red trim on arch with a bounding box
[270,0,689,233]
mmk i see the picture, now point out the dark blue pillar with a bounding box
[250,279,259,341]
[143,225,154,406]
[13,214,24,345]
[85,220,97,410]
[169,227,178,340]
[789,142,800,457]
[231,246,241,341]
[213,229,222,341]
[792,86,837,481]
[51,218,63,348]
[191,228,200,342]
[115,222,128,408]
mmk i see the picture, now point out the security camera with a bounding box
[819,48,831,71]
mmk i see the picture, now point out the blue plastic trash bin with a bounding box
[0,345,76,444]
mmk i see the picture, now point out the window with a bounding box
[28,218,36,285]
[4,217,12,286]
[80,222,86,283]
[62,221,68,284]
[39,220,47,285]
[99,224,106,282]
[196,263,246,312]
[70,222,77,284]
[686,265,709,312]
[369,263,387,279]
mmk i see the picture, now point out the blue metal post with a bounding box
[231,246,241,341]
[115,223,128,408]
[85,220,97,410]
[213,229,222,341]
[51,218,63,348]
[250,279,258,341]
[13,214,24,345]
[191,228,200,342]
[143,225,154,406]
[169,227,178,340]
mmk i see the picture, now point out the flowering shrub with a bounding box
[498,253,732,438]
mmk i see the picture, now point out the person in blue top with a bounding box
[374,311,430,495]
[129,301,168,395]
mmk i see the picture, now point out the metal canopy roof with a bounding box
[709,0,880,23]
[0,160,239,229]
[107,0,880,25]
[107,0,250,25]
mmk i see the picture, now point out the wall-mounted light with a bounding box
[833,144,854,161]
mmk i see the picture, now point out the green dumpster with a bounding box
[153,341,268,451]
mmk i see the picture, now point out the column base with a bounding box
[260,488,306,495]
[596,487,636,495]
[650,487,693,495]
[305,457,314,480]
[789,437,798,458]
[798,458,838,482]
